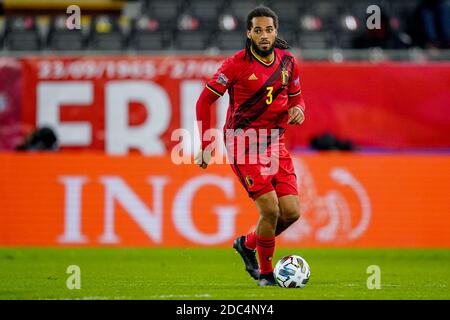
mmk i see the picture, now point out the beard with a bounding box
[251,39,275,57]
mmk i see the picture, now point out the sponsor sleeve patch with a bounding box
[216,73,229,87]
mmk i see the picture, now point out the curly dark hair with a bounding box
[244,6,289,61]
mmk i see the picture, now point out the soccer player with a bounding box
[195,6,306,286]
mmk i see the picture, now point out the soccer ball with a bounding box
[273,255,311,288]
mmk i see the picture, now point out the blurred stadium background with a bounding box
[0,0,450,57]
[0,0,449,299]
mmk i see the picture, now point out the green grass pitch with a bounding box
[0,248,449,300]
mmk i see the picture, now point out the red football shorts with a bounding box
[227,140,298,200]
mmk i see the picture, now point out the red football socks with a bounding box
[256,235,275,274]
[244,232,257,250]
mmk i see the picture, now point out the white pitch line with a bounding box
[151,294,212,299]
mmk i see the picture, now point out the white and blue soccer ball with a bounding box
[274,255,311,288]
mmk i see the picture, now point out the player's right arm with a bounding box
[195,56,237,169]
[195,88,219,169]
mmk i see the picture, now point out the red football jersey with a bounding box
[206,47,305,134]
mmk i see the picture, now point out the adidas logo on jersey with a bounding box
[248,73,258,80]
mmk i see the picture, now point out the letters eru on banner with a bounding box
[20,57,450,153]
[1,153,449,248]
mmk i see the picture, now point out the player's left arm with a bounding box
[287,57,306,125]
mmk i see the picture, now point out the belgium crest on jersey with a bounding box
[281,67,289,87]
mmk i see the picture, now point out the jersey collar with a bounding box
[250,46,276,67]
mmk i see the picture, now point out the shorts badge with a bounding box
[245,175,254,188]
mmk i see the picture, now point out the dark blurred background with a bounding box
[0,0,449,60]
